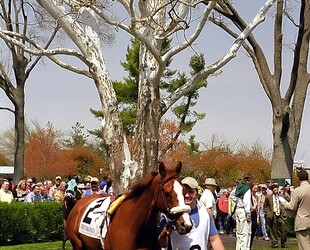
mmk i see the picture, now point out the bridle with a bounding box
[156,174,190,223]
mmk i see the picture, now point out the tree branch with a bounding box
[162,1,216,64]
[0,29,93,65]
[161,0,277,113]
[0,106,14,113]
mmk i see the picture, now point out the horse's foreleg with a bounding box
[62,219,68,250]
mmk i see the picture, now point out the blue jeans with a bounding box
[259,210,268,237]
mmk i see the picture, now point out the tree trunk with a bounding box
[271,108,293,181]
[13,87,25,183]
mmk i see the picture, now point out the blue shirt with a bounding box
[24,192,43,202]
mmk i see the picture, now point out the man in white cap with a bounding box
[49,176,62,200]
[158,176,224,250]
[81,177,106,198]
[200,177,218,220]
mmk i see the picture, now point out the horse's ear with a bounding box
[176,161,182,175]
[74,186,77,191]
[68,175,72,181]
[158,162,167,177]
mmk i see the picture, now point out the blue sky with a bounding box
[0,0,309,167]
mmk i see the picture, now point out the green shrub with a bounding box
[0,202,63,246]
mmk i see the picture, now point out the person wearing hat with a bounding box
[264,183,287,248]
[158,177,224,250]
[81,177,106,198]
[200,177,218,220]
[229,173,253,250]
[257,184,270,241]
[280,170,310,250]
[49,176,62,201]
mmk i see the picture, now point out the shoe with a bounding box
[264,236,270,241]
[272,244,278,248]
[281,244,287,248]
[219,230,224,234]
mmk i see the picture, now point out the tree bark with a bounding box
[12,82,26,183]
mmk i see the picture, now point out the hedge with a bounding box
[0,202,63,246]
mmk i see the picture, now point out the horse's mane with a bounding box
[125,171,158,200]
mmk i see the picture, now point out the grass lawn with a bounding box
[0,240,298,250]
[0,241,72,250]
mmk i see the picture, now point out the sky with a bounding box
[0,1,309,167]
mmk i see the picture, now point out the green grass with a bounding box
[0,241,72,250]
[0,240,298,250]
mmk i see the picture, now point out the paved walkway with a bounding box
[219,234,298,249]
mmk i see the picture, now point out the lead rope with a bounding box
[161,213,180,250]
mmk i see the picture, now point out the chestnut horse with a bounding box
[66,161,192,250]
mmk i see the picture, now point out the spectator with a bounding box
[266,180,274,195]
[264,183,287,248]
[49,176,62,200]
[13,179,30,202]
[158,177,225,250]
[54,181,66,203]
[230,173,253,250]
[82,177,106,198]
[7,177,15,192]
[41,186,53,201]
[227,187,236,236]
[83,176,91,191]
[257,184,270,241]
[24,184,44,202]
[200,177,218,220]
[218,189,229,234]
[250,183,259,249]
[26,178,34,191]
[281,170,310,250]
[0,179,14,203]
[281,183,291,202]
[100,178,113,195]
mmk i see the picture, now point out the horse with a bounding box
[62,177,83,249]
[66,161,192,250]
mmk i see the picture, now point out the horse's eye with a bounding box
[164,190,172,198]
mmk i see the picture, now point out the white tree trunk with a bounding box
[36,0,137,192]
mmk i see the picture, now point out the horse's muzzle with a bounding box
[174,213,192,235]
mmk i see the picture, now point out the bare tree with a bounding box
[0,0,276,192]
[210,0,310,183]
[0,0,59,183]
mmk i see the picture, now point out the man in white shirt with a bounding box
[200,177,218,220]
[0,179,14,203]
[230,173,253,250]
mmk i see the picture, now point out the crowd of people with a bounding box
[158,171,309,249]
[0,175,111,204]
[0,170,309,249]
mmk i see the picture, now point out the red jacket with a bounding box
[218,193,229,214]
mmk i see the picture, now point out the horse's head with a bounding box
[156,161,192,235]
[65,178,78,198]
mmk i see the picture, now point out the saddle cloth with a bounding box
[79,197,111,239]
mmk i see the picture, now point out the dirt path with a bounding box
[219,234,298,249]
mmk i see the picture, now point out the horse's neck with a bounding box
[119,186,158,227]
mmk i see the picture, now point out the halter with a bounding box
[157,175,190,220]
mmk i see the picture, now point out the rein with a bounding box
[157,175,190,220]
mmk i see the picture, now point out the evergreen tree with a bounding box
[90,39,207,151]
[63,122,89,148]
